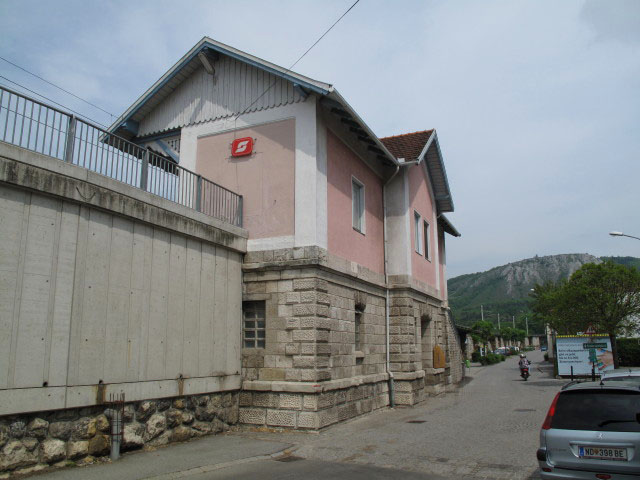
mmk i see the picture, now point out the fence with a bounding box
[0,85,243,227]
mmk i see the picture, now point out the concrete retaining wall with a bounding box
[0,143,247,416]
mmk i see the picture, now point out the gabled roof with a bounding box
[381,130,455,213]
[109,37,400,172]
[380,130,433,161]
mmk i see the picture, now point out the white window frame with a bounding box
[352,176,365,234]
[414,211,423,255]
[424,220,431,261]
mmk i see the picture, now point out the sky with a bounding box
[1,0,638,278]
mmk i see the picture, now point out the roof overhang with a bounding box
[417,130,454,213]
[318,91,401,172]
[438,213,461,237]
[108,37,401,176]
[108,36,333,138]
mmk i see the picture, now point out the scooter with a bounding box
[520,366,530,381]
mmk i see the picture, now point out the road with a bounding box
[37,349,566,480]
[221,349,564,480]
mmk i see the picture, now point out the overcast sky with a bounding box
[1,0,638,278]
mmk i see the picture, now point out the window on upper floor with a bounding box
[424,220,431,261]
[243,301,265,348]
[414,211,423,255]
[352,177,365,234]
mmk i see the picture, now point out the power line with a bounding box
[0,76,109,128]
[0,55,117,119]
[234,0,360,121]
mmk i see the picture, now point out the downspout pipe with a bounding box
[382,163,401,408]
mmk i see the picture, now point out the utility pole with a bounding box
[497,313,500,330]
[481,305,484,322]
[512,315,516,328]
[525,316,529,336]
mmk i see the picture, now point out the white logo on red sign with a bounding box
[231,137,254,157]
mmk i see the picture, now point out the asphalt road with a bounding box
[225,349,565,480]
[36,349,566,480]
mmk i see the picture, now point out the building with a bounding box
[109,37,463,428]
[0,36,463,472]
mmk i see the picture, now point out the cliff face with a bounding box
[448,253,604,328]
[450,253,600,305]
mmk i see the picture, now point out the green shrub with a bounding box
[500,354,506,361]
[618,338,640,367]
[471,351,482,363]
[544,352,549,362]
[485,353,501,365]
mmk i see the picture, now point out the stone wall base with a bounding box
[239,377,389,430]
[0,391,239,475]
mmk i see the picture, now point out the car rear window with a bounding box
[552,390,640,432]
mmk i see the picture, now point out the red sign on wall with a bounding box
[231,137,254,157]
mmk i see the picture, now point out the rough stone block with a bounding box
[318,408,338,428]
[26,418,48,439]
[293,356,315,368]
[252,392,277,408]
[278,394,302,410]
[297,412,320,429]
[280,318,297,332]
[293,279,316,291]
[303,395,318,410]
[0,440,37,471]
[72,418,97,440]
[48,422,72,441]
[88,434,110,456]
[40,439,66,464]
[239,408,267,425]
[66,440,88,460]
[266,409,296,428]
[285,343,300,355]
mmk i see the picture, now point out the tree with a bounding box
[471,320,495,351]
[531,261,640,368]
[563,262,640,368]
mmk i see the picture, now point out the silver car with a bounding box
[537,380,640,479]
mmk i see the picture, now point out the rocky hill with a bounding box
[448,254,639,332]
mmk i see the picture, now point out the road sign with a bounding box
[588,348,597,363]
[585,324,596,335]
[583,342,607,349]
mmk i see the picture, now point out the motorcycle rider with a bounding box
[518,353,530,376]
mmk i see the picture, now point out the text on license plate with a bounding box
[578,446,627,461]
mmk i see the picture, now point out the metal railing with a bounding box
[0,85,243,227]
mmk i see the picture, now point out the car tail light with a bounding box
[595,475,612,480]
[542,392,560,430]
[542,467,552,472]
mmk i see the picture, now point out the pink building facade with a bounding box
[110,37,463,429]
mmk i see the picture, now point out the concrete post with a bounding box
[140,150,149,191]
[64,115,76,163]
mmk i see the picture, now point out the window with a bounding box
[352,177,365,233]
[423,220,431,261]
[414,211,423,255]
[355,305,364,365]
[243,301,265,348]
[355,310,363,351]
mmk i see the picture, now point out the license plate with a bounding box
[578,446,628,461]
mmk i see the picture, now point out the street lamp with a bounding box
[609,231,640,241]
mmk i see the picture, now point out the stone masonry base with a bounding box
[239,375,389,430]
[0,391,238,475]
